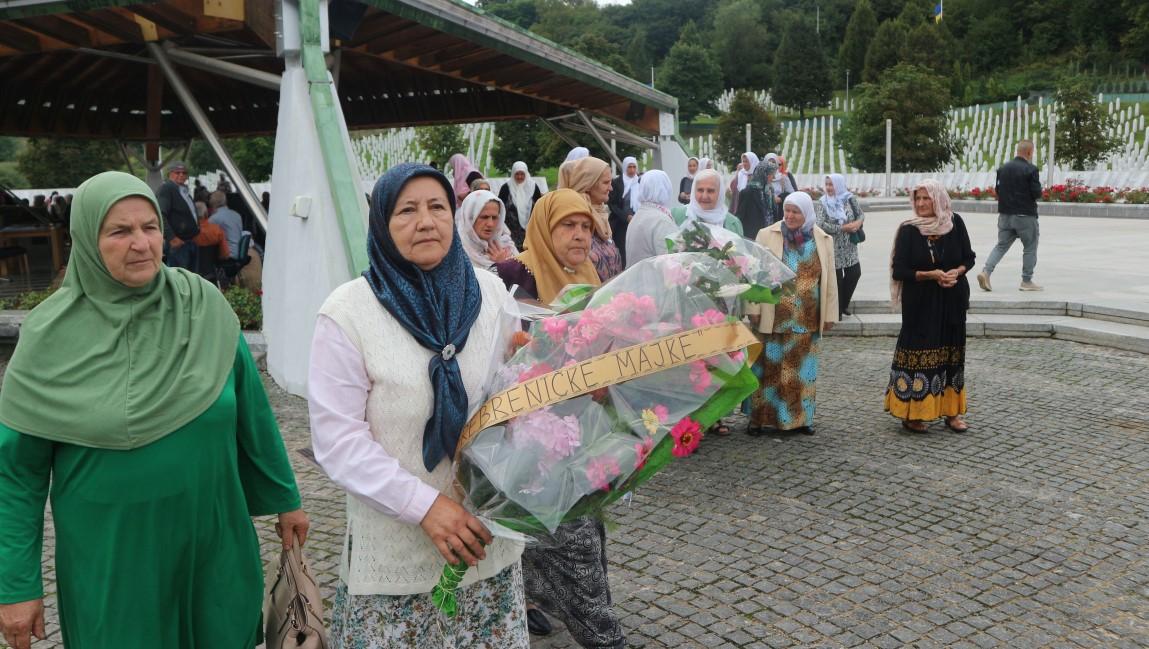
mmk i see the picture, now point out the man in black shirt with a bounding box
[978,140,1043,291]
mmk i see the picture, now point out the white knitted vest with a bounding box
[319,273,521,596]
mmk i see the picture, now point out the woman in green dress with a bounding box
[0,171,308,649]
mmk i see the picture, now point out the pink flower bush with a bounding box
[585,455,621,491]
[670,418,703,458]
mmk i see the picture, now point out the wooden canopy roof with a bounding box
[0,0,677,139]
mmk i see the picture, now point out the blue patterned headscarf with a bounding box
[363,163,483,471]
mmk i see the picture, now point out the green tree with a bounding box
[902,22,958,79]
[531,0,611,49]
[186,137,276,182]
[625,29,653,84]
[16,138,122,187]
[570,32,633,77]
[0,163,28,188]
[415,125,468,170]
[0,137,20,162]
[1120,0,1149,62]
[491,119,556,173]
[839,0,878,88]
[711,0,773,90]
[965,14,1015,73]
[840,63,962,172]
[772,18,833,119]
[1053,81,1121,170]
[610,0,713,60]
[477,0,539,29]
[657,24,724,124]
[862,20,907,82]
[715,90,782,165]
[895,0,930,28]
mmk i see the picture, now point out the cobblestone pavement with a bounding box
[9,337,1149,648]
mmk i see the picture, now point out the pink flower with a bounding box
[585,455,621,491]
[688,360,712,394]
[670,418,703,458]
[661,262,692,286]
[510,408,582,471]
[724,255,753,276]
[565,310,607,356]
[728,350,746,363]
[542,317,568,343]
[652,404,670,423]
[690,309,727,329]
[633,436,655,471]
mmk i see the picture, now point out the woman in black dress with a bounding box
[884,179,975,433]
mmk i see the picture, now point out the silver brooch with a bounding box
[441,344,456,361]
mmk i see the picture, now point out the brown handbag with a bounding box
[264,544,329,649]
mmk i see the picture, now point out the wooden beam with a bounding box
[16,15,94,48]
[70,9,144,42]
[417,40,472,68]
[0,23,40,52]
[362,25,438,55]
[129,4,197,34]
[388,32,458,62]
[434,48,497,74]
[244,0,276,48]
[459,53,515,79]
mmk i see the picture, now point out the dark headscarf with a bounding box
[363,163,483,471]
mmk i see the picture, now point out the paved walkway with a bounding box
[9,335,1149,648]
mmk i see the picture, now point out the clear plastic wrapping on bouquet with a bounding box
[666,220,797,306]
[455,253,761,542]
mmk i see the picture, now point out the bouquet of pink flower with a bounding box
[432,253,772,615]
[667,220,795,305]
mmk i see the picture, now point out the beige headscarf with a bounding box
[557,156,612,239]
[518,189,602,303]
[889,179,956,308]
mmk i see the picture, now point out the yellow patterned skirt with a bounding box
[884,342,967,420]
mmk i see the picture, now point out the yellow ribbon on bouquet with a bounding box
[455,321,761,459]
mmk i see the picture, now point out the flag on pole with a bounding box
[934,0,943,23]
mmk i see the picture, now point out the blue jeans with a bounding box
[983,214,1039,281]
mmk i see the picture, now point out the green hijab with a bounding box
[0,171,240,449]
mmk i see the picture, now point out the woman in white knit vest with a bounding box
[307,163,528,647]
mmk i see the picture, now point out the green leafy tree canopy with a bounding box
[715,90,782,166]
[658,23,723,124]
[711,0,773,90]
[839,0,878,87]
[187,137,276,182]
[17,138,123,188]
[772,17,834,119]
[840,63,963,172]
[863,19,907,83]
[1053,81,1121,170]
[415,125,468,171]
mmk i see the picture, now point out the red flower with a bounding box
[669,418,703,458]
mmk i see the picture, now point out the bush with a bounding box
[223,285,262,330]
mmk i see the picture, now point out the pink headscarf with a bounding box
[447,153,480,202]
[889,179,955,308]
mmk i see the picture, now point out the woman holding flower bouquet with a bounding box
[308,163,528,648]
[494,189,626,648]
[745,192,838,436]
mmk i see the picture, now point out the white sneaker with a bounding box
[1019,281,1043,291]
[976,272,991,292]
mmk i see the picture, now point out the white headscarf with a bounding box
[564,147,590,163]
[507,161,536,229]
[782,191,817,234]
[685,169,729,226]
[686,156,699,179]
[635,169,675,209]
[736,152,760,192]
[455,190,518,270]
[698,157,714,172]
[820,173,852,224]
[621,156,640,212]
